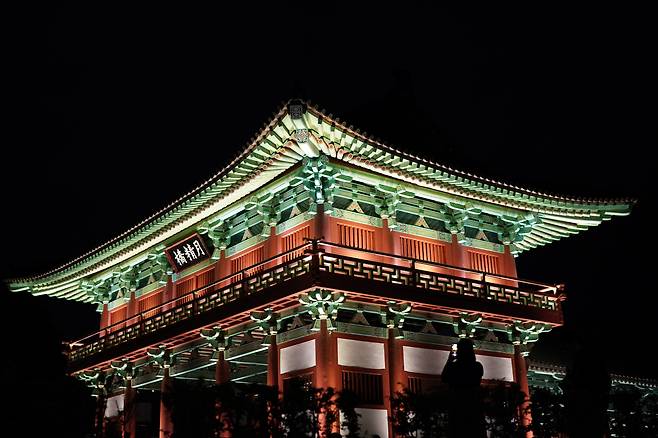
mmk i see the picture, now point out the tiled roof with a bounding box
[5,100,634,301]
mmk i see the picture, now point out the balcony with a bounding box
[66,240,564,371]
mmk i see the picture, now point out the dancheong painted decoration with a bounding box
[5,100,639,437]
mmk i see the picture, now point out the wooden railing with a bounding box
[66,240,563,364]
[318,241,561,309]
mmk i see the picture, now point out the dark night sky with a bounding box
[2,4,656,380]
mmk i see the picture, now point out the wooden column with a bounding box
[316,319,338,390]
[100,303,110,330]
[217,250,230,282]
[162,276,174,312]
[315,319,330,390]
[381,219,395,254]
[451,234,466,269]
[127,292,137,320]
[267,338,279,387]
[215,350,230,385]
[213,254,223,288]
[315,204,327,240]
[94,390,107,438]
[123,378,136,438]
[387,328,404,438]
[214,349,232,438]
[387,328,404,397]
[159,367,174,438]
[314,318,338,434]
[503,245,519,278]
[263,226,278,260]
[514,345,533,437]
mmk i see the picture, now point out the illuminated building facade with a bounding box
[7,100,634,437]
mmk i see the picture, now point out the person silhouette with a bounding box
[441,338,487,437]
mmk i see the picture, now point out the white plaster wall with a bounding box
[403,346,449,375]
[476,354,514,381]
[279,339,316,374]
[337,338,385,369]
[104,394,124,418]
[403,346,514,381]
[341,408,389,438]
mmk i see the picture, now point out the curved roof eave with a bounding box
[5,100,635,300]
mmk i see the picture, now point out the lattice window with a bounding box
[407,376,422,394]
[341,371,384,405]
[138,290,162,319]
[282,226,310,262]
[283,373,314,399]
[400,236,446,263]
[337,223,375,250]
[231,246,265,279]
[407,376,442,394]
[468,251,500,274]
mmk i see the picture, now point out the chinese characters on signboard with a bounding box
[165,233,211,272]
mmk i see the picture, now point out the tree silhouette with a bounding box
[482,381,529,437]
[527,388,566,438]
[561,343,611,437]
[390,386,450,437]
[609,387,658,437]
[161,378,360,437]
[390,381,532,438]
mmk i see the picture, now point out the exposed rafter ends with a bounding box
[5,99,634,302]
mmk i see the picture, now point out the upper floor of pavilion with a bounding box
[5,100,634,307]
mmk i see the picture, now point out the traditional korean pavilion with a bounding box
[7,100,634,437]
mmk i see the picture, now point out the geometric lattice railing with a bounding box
[319,251,559,310]
[66,240,563,364]
[68,254,311,363]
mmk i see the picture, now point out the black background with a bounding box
[2,3,656,399]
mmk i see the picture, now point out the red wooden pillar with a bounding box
[100,303,110,330]
[94,389,107,438]
[162,276,174,312]
[213,349,232,438]
[263,225,277,262]
[315,319,338,434]
[217,250,230,283]
[127,292,137,321]
[314,205,325,239]
[503,245,518,278]
[315,319,330,390]
[213,255,223,288]
[159,367,174,438]
[381,219,394,254]
[215,350,230,384]
[267,338,279,387]
[451,234,466,271]
[514,345,533,437]
[387,328,405,438]
[387,328,404,396]
[317,204,336,243]
[123,378,136,438]
[317,319,338,390]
